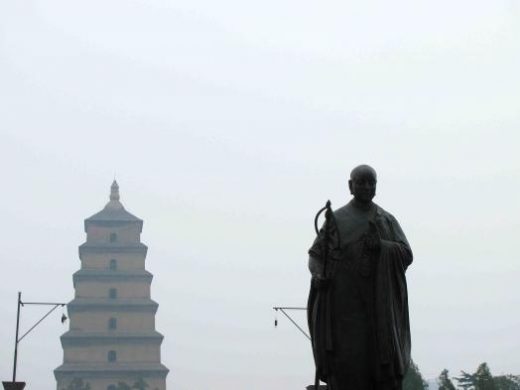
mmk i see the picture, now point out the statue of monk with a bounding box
[307,165,412,390]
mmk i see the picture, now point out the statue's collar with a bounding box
[349,199,376,212]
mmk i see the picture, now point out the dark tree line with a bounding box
[403,361,520,390]
[62,364,518,390]
[454,363,520,390]
[404,360,430,390]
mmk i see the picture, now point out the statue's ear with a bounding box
[348,179,353,194]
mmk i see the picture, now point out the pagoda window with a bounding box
[108,350,117,362]
[109,259,117,271]
[109,288,117,299]
[108,317,117,330]
[109,233,117,243]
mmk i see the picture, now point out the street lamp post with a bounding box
[272,306,328,389]
[3,291,67,390]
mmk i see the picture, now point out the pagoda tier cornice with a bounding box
[54,363,169,379]
[79,242,148,257]
[73,269,153,284]
[84,219,143,232]
[67,298,159,313]
[61,330,164,346]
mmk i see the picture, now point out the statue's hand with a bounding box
[364,235,381,253]
[364,221,381,253]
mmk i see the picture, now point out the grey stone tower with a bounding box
[55,181,169,390]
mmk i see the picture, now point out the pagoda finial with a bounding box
[110,180,120,201]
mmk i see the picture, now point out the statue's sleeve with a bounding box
[380,214,413,270]
[374,212,413,376]
[308,228,325,277]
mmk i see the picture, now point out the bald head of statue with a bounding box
[348,164,377,205]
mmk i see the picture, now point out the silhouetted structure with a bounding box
[308,165,412,390]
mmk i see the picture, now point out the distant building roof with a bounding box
[84,181,142,230]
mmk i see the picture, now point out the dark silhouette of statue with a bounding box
[307,165,412,390]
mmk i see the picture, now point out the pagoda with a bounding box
[55,181,169,390]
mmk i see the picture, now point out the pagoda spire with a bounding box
[110,180,120,201]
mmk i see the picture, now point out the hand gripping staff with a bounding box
[307,200,340,389]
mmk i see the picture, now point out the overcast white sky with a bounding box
[1,0,519,389]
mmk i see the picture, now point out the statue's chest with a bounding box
[335,212,371,249]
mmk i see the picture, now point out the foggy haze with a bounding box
[1,0,519,389]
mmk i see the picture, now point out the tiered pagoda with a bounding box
[55,181,169,390]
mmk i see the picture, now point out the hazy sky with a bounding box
[1,0,519,389]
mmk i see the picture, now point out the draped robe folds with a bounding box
[308,200,412,390]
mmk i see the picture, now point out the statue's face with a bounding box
[349,170,377,204]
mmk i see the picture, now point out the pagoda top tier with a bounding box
[84,181,142,229]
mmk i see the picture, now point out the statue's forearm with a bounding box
[380,239,413,268]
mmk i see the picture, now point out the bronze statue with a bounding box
[307,165,412,390]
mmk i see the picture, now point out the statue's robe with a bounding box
[308,200,412,390]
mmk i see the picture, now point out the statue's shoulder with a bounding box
[333,203,352,217]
